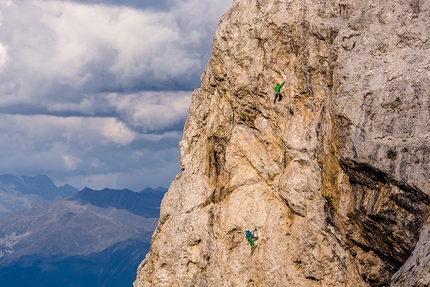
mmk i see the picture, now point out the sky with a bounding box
[0,0,232,191]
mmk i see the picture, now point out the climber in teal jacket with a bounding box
[274,81,285,104]
[245,229,255,247]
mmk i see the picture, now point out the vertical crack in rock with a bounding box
[207,135,229,204]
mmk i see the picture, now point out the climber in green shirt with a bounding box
[245,229,255,247]
[274,81,285,104]
[245,228,259,251]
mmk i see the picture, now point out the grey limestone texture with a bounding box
[135,0,430,286]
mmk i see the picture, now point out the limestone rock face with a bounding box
[391,224,430,287]
[135,0,430,286]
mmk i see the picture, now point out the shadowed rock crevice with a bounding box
[334,158,430,286]
[207,136,229,204]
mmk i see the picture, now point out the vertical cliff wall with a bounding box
[135,0,430,286]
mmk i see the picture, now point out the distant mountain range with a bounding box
[70,186,167,218]
[0,174,167,287]
[0,174,79,217]
[0,174,78,200]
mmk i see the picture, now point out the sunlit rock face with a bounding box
[135,0,430,286]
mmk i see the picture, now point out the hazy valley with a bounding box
[0,174,165,287]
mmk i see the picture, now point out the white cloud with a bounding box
[0,43,7,72]
[110,91,192,132]
[0,114,141,150]
[101,118,136,146]
[46,90,192,132]
[63,155,82,171]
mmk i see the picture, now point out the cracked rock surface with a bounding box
[135,0,430,286]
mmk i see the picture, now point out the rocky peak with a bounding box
[135,0,430,286]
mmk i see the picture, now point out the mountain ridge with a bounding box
[69,187,166,218]
[0,174,78,200]
[0,174,167,287]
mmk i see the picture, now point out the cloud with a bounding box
[45,91,192,133]
[0,0,232,106]
[0,0,232,190]
[63,155,82,171]
[0,112,184,189]
[101,118,136,146]
[110,91,192,132]
[60,0,171,11]
[0,43,7,72]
